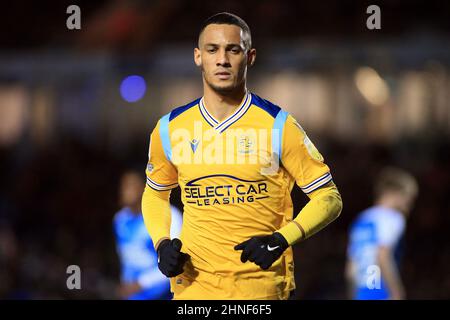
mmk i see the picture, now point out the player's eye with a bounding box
[207,48,217,53]
[230,47,241,54]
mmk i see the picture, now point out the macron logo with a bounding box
[190,139,199,153]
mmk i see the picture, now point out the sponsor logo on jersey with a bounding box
[184,174,269,206]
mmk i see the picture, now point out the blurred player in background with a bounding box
[142,12,343,299]
[114,169,182,300]
[346,167,418,300]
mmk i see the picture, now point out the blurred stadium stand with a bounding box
[0,0,449,299]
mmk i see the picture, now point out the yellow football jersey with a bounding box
[145,91,332,299]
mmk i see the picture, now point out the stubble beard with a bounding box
[202,65,246,96]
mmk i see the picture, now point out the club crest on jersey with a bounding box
[238,135,254,154]
[189,139,199,153]
[304,136,324,162]
[293,118,324,162]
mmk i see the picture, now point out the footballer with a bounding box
[142,12,343,300]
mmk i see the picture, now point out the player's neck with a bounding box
[203,84,247,122]
[375,197,403,215]
[128,204,141,215]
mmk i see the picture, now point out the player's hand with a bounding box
[234,232,289,270]
[157,238,190,277]
[117,282,142,299]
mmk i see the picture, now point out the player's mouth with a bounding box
[215,71,232,80]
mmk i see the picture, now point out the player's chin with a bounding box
[210,81,238,93]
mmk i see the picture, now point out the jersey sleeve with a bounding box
[281,114,332,194]
[145,119,179,191]
[376,214,405,248]
[112,215,135,282]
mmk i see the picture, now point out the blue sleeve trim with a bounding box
[272,110,289,162]
[159,113,172,161]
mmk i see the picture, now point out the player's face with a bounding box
[195,24,255,94]
[120,172,144,207]
[400,191,417,217]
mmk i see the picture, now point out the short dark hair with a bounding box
[198,12,252,50]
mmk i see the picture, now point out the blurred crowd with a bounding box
[3,0,450,52]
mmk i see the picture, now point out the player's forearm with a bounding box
[345,260,357,299]
[141,185,172,250]
[277,182,343,245]
[378,247,405,300]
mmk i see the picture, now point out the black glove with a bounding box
[157,238,190,277]
[234,232,289,270]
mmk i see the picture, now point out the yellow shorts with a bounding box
[171,271,294,300]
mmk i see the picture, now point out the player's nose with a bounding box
[216,49,230,66]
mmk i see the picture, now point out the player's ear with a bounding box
[247,48,256,67]
[194,47,202,67]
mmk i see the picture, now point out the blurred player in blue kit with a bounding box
[113,169,182,299]
[346,167,418,300]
